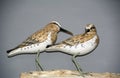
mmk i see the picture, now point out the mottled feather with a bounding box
[10,22,60,49]
[51,24,98,48]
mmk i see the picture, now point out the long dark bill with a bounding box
[60,27,73,36]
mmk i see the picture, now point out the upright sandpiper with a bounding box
[46,24,99,76]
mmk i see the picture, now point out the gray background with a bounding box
[0,0,120,78]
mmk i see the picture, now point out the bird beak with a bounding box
[60,27,73,36]
[85,29,90,33]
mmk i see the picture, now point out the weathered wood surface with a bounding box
[20,70,120,78]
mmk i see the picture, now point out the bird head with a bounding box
[46,21,73,36]
[85,24,97,33]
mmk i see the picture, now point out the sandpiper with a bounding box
[7,21,73,70]
[46,24,99,76]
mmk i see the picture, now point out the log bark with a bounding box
[20,70,120,78]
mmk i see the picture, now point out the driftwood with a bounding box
[20,70,120,78]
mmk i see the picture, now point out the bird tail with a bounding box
[7,48,17,53]
[6,47,22,57]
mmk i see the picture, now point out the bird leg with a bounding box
[72,54,84,76]
[35,52,43,71]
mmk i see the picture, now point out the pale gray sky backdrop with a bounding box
[0,0,120,78]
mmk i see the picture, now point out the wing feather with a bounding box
[62,34,84,46]
[15,29,49,48]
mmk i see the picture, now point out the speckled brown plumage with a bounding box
[16,23,60,48]
[7,21,73,55]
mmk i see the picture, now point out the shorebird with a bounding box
[46,24,99,76]
[7,21,73,70]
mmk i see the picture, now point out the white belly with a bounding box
[8,32,52,56]
[61,41,97,55]
[8,42,50,56]
[19,42,48,53]
[47,35,98,55]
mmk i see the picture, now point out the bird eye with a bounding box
[86,29,90,32]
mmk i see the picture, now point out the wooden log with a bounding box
[20,70,120,78]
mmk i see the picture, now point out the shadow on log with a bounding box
[20,70,120,78]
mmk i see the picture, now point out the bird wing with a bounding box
[16,29,49,48]
[61,34,84,46]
